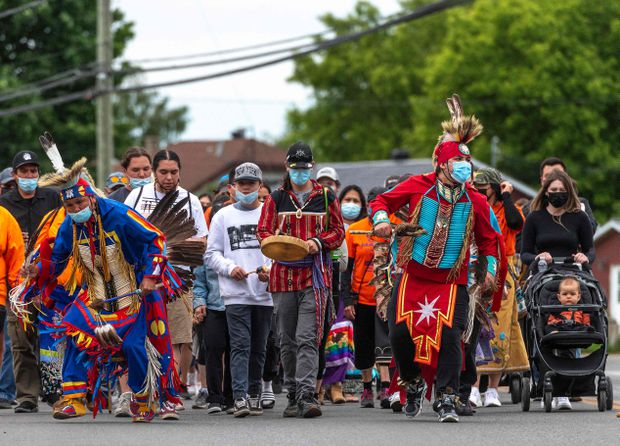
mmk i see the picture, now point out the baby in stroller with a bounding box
[545,277,592,334]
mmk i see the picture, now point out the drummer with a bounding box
[257,141,345,419]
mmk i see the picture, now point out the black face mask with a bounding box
[547,191,568,208]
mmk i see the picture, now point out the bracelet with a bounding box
[485,255,497,275]
[372,211,390,226]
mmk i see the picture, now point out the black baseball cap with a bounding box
[286,141,314,169]
[12,151,40,170]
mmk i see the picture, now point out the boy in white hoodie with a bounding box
[205,162,272,418]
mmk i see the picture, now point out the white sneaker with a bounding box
[554,397,572,410]
[469,387,482,407]
[483,388,502,407]
[113,392,132,417]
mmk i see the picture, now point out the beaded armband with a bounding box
[372,210,390,226]
[485,256,497,276]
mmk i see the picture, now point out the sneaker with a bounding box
[283,393,298,418]
[113,392,132,417]
[175,401,185,411]
[52,398,85,419]
[233,397,250,418]
[360,388,375,408]
[379,388,390,409]
[260,390,276,409]
[249,395,263,416]
[455,398,475,416]
[225,404,235,415]
[483,388,502,407]
[554,397,572,410]
[159,401,180,420]
[14,401,38,414]
[437,394,459,423]
[298,393,322,418]
[404,379,427,418]
[207,402,222,414]
[192,388,209,409]
[0,398,13,409]
[469,387,482,408]
[389,392,403,413]
[129,395,156,423]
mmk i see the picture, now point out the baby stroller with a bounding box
[519,258,613,412]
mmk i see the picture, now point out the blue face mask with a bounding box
[289,169,312,186]
[130,177,152,189]
[235,189,258,205]
[17,177,38,193]
[68,206,93,224]
[450,161,472,184]
[341,202,361,221]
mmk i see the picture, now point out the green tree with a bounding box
[284,0,619,221]
[281,0,447,161]
[0,1,188,170]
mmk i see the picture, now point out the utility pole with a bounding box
[491,135,500,168]
[96,0,114,188]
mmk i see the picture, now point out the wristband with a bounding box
[485,256,497,276]
[372,211,390,226]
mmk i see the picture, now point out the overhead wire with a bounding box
[0,0,470,118]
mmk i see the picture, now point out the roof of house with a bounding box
[315,158,538,198]
[165,139,287,192]
[594,218,620,242]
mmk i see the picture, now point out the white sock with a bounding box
[262,380,273,393]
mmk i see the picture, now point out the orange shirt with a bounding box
[346,215,402,306]
[0,206,25,307]
[491,201,523,256]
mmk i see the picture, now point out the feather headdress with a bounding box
[433,94,483,167]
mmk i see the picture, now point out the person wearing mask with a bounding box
[521,169,594,269]
[0,151,62,414]
[369,96,503,423]
[469,168,528,408]
[125,149,208,418]
[316,167,341,194]
[104,172,128,196]
[341,186,399,409]
[0,167,16,195]
[521,157,597,232]
[258,184,271,203]
[206,162,273,417]
[257,141,345,418]
[108,147,153,203]
[198,193,212,211]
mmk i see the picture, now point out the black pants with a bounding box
[262,311,280,382]
[459,317,482,400]
[388,281,469,395]
[353,303,379,370]
[204,310,232,405]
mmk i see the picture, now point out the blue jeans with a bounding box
[226,304,273,399]
[0,318,16,401]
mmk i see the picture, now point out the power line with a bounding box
[0,0,470,118]
[0,0,44,20]
[112,0,471,95]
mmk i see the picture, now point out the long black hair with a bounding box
[338,184,368,222]
[153,149,181,171]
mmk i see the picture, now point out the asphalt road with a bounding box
[1,355,619,446]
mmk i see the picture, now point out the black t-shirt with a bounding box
[108,186,132,203]
[520,208,594,265]
[0,186,62,245]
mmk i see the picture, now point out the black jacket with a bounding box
[0,186,62,244]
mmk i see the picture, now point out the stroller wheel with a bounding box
[521,377,530,412]
[510,374,522,404]
[606,376,614,411]
[598,389,607,412]
[543,390,553,413]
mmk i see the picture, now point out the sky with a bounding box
[116,0,401,142]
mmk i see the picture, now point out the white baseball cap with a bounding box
[316,166,339,183]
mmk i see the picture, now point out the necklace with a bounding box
[289,192,312,219]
